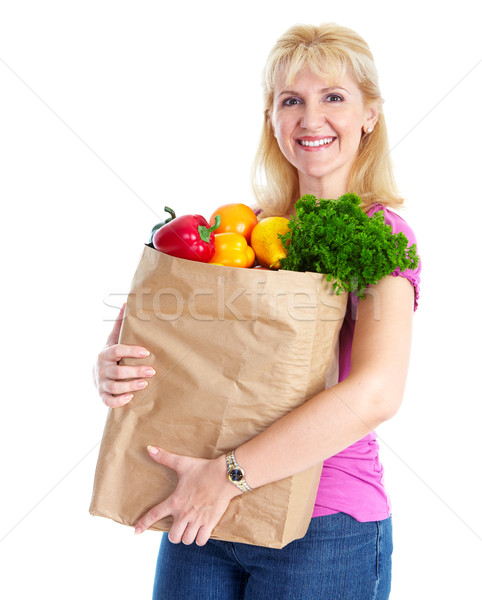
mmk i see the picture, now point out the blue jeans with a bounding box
[152,513,392,599]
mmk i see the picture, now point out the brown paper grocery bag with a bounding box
[90,246,347,548]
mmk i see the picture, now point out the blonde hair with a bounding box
[251,23,403,216]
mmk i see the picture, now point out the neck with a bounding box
[298,173,348,200]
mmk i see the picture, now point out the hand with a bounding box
[93,303,156,408]
[133,447,241,546]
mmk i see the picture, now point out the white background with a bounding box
[1,1,481,598]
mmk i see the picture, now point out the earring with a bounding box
[366,127,373,134]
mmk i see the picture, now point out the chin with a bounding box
[298,161,351,188]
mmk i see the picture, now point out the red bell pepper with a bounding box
[152,213,221,263]
[148,206,177,244]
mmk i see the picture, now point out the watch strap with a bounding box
[226,450,253,493]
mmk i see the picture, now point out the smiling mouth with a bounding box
[297,137,336,147]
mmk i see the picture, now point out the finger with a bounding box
[195,524,213,547]
[146,446,181,471]
[100,377,148,396]
[103,343,150,363]
[100,392,134,408]
[104,364,156,381]
[169,520,190,544]
[106,303,126,347]
[134,502,170,535]
[181,522,201,546]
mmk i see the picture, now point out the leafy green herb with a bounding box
[279,193,419,298]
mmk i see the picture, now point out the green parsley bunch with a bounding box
[279,193,419,298]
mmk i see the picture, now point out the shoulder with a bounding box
[367,203,418,245]
[366,203,422,311]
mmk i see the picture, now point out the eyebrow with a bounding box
[277,86,352,99]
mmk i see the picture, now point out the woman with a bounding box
[94,23,421,599]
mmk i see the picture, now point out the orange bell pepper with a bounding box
[208,203,259,243]
[209,232,255,268]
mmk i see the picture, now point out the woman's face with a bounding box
[271,67,378,199]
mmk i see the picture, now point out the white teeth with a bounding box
[300,137,334,147]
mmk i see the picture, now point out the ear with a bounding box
[265,109,277,138]
[363,103,379,133]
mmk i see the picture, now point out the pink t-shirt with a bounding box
[312,204,421,522]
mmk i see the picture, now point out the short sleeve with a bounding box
[367,204,421,311]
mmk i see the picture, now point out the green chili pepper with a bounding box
[148,207,177,245]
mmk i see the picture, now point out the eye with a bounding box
[281,97,302,107]
[325,94,344,102]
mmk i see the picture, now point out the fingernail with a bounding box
[147,445,159,455]
[137,380,148,389]
[134,527,142,535]
[138,349,150,357]
[144,367,156,376]
[121,394,134,405]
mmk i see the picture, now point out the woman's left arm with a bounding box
[134,275,414,544]
[235,274,414,484]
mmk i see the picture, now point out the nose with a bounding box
[300,101,326,130]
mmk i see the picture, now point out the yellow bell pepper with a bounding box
[209,233,255,268]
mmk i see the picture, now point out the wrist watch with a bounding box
[226,450,253,493]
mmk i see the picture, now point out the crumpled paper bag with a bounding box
[90,246,347,548]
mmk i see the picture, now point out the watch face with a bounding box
[229,468,244,482]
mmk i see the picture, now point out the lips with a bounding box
[296,136,336,150]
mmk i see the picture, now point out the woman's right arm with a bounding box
[93,303,156,408]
